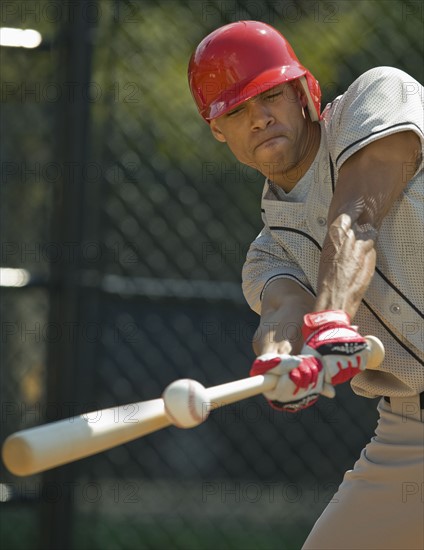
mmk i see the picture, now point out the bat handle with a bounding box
[365,335,385,370]
[205,335,384,408]
[206,374,277,408]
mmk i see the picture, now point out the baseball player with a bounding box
[188,21,424,549]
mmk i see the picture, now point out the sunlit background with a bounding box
[1,1,422,548]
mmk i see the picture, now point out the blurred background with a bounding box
[1,1,422,548]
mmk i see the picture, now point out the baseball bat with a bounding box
[2,336,384,477]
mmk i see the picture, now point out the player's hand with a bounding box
[250,353,335,413]
[301,310,368,386]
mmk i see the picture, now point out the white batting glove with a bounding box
[250,353,335,413]
[301,310,369,386]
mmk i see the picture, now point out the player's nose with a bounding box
[248,100,274,131]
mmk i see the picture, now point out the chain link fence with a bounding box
[1,1,422,548]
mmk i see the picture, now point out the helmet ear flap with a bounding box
[290,80,308,107]
[298,75,320,122]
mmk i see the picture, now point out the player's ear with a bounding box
[210,120,227,143]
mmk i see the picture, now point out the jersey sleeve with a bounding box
[326,67,424,171]
[242,224,314,315]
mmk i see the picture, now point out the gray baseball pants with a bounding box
[302,396,424,550]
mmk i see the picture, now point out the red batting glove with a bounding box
[301,310,368,386]
[250,353,335,413]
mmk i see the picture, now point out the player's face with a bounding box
[210,82,318,190]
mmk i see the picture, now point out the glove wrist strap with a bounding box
[302,310,351,341]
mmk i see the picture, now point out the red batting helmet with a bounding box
[188,21,321,122]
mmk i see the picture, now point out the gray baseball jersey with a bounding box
[242,67,424,398]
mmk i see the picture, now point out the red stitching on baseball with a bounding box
[188,381,203,423]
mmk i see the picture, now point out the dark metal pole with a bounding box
[39,2,97,548]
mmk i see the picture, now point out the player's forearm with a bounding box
[314,213,376,318]
[254,279,314,356]
[314,131,420,319]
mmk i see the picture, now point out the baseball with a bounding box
[162,379,210,428]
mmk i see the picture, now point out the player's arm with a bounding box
[250,131,421,412]
[253,278,314,356]
[315,130,422,316]
[254,130,421,358]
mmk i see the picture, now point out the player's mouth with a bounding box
[254,134,287,151]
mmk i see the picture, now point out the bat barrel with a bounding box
[2,398,169,477]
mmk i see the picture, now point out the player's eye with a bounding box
[227,105,244,117]
[265,90,284,101]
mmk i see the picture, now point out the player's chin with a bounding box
[255,146,290,167]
